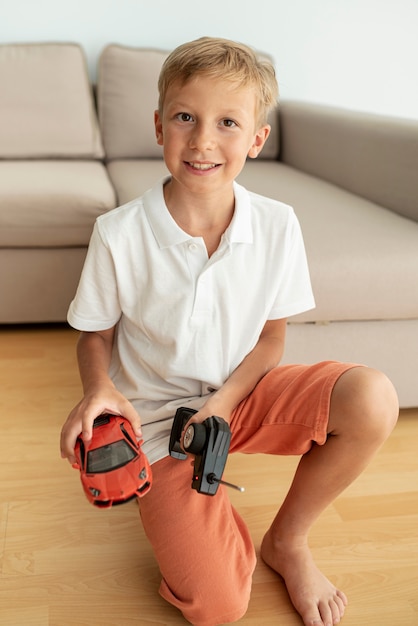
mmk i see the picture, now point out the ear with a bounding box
[248,124,271,159]
[154,110,164,146]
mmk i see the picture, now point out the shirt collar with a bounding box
[227,181,253,244]
[144,177,253,249]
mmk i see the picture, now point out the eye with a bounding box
[176,112,194,123]
[221,118,237,128]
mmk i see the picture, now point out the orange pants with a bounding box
[138,361,358,626]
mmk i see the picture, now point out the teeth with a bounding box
[189,162,217,170]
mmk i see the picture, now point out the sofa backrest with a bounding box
[0,43,104,159]
[97,44,167,160]
[97,43,279,161]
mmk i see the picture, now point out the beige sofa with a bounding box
[1,42,417,408]
[0,43,116,323]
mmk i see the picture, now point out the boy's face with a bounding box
[154,75,270,197]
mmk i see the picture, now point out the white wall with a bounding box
[2,0,418,119]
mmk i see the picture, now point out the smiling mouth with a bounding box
[187,162,219,170]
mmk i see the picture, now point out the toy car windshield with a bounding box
[86,440,137,474]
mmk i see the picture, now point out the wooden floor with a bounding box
[0,324,417,626]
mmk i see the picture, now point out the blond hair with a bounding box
[158,36,278,125]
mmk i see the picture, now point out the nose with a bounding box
[188,122,216,151]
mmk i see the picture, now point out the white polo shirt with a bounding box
[68,178,315,464]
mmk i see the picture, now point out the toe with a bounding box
[318,599,334,626]
[330,599,342,624]
[334,590,348,620]
[336,589,348,608]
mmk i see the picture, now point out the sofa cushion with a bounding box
[107,159,170,205]
[0,161,116,247]
[0,43,104,159]
[238,160,418,323]
[97,45,168,160]
[97,44,279,161]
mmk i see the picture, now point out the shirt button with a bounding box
[188,243,198,251]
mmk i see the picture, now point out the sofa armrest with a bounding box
[279,101,418,222]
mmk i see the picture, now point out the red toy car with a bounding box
[73,414,152,508]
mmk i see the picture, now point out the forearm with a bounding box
[61,327,142,461]
[77,329,115,394]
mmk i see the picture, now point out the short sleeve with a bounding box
[67,221,122,330]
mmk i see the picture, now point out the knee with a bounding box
[331,366,399,443]
[190,590,251,626]
[160,573,252,626]
[362,368,399,439]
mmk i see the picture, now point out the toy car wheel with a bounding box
[183,423,206,454]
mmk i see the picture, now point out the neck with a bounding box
[163,179,235,257]
[163,179,235,236]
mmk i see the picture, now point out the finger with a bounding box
[60,408,84,460]
[67,453,77,466]
[181,418,194,446]
[122,404,142,438]
[60,423,79,461]
[81,420,93,443]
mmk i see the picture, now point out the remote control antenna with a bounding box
[207,473,245,493]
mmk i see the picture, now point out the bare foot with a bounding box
[260,529,347,626]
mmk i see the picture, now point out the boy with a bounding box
[60,37,398,626]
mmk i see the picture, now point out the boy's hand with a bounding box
[181,398,232,446]
[60,387,142,464]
